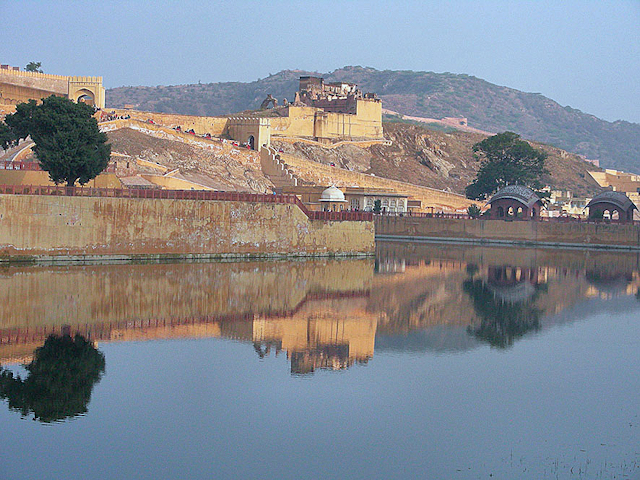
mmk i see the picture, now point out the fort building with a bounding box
[0,64,105,109]
[228,76,383,148]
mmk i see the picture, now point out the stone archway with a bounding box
[68,76,105,109]
[74,88,95,106]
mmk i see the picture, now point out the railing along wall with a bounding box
[0,184,373,222]
[0,160,117,173]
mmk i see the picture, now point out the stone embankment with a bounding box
[376,216,640,250]
[0,189,374,262]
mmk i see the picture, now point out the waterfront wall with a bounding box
[376,216,640,249]
[0,194,374,260]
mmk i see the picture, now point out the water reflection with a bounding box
[0,246,638,385]
[0,333,105,423]
[463,266,545,348]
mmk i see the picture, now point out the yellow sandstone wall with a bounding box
[0,195,374,258]
[108,109,229,136]
[376,216,640,248]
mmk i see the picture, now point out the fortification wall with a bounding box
[0,69,69,101]
[108,109,229,136]
[0,195,374,259]
[376,216,640,249]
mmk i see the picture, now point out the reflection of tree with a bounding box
[0,334,105,423]
[463,278,543,348]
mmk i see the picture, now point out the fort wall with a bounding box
[107,109,229,136]
[376,216,640,249]
[0,194,374,260]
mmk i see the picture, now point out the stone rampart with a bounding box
[0,194,374,260]
[107,109,229,136]
[376,216,640,249]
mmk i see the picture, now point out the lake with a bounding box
[1,242,639,479]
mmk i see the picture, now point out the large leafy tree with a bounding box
[0,122,16,150]
[3,95,111,186]
[465,131,548,200]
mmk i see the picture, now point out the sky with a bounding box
[1,0,639,123]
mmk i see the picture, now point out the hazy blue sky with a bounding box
[2,0,638,123]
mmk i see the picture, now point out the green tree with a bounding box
[0,122,16,150]
[465,131,548,200]
[25,61,43,73]
[373,199,382,213]
[467,204,482,218]
[4,95,111,186]
[0,333,106,423]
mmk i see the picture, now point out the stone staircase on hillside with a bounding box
[260,146,299,188]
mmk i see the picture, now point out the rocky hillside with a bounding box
[273,122,602,197]
[106,66,640,173]
[106,128,274,193]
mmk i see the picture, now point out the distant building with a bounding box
[589,169,640,218]
[282,185,408,213]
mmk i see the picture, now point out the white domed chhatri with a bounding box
[319,186,346,203]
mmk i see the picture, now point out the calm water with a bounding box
[1,243,639,479]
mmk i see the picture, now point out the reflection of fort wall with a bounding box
[0,259,373,330]
[377,242,640,275]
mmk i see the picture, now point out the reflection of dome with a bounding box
[319,186,346,202]
[585,271,632,295]
[486,281,536,304]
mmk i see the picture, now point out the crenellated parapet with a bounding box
[0,64,105,108]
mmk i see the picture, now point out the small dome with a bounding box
[319,186,346,202]
[586,191,637,211]
[488,185,541,208]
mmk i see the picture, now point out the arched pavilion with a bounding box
[586,191,637,224]
[487,185,543,220]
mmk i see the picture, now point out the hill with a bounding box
[106,67,640,173]
[273,121,601,198]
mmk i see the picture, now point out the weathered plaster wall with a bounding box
[376,216,640,248]
[0,195,374,258]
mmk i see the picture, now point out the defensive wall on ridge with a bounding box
[376,216,640,249]
[0,191,374,261]
[0,66,105,108]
